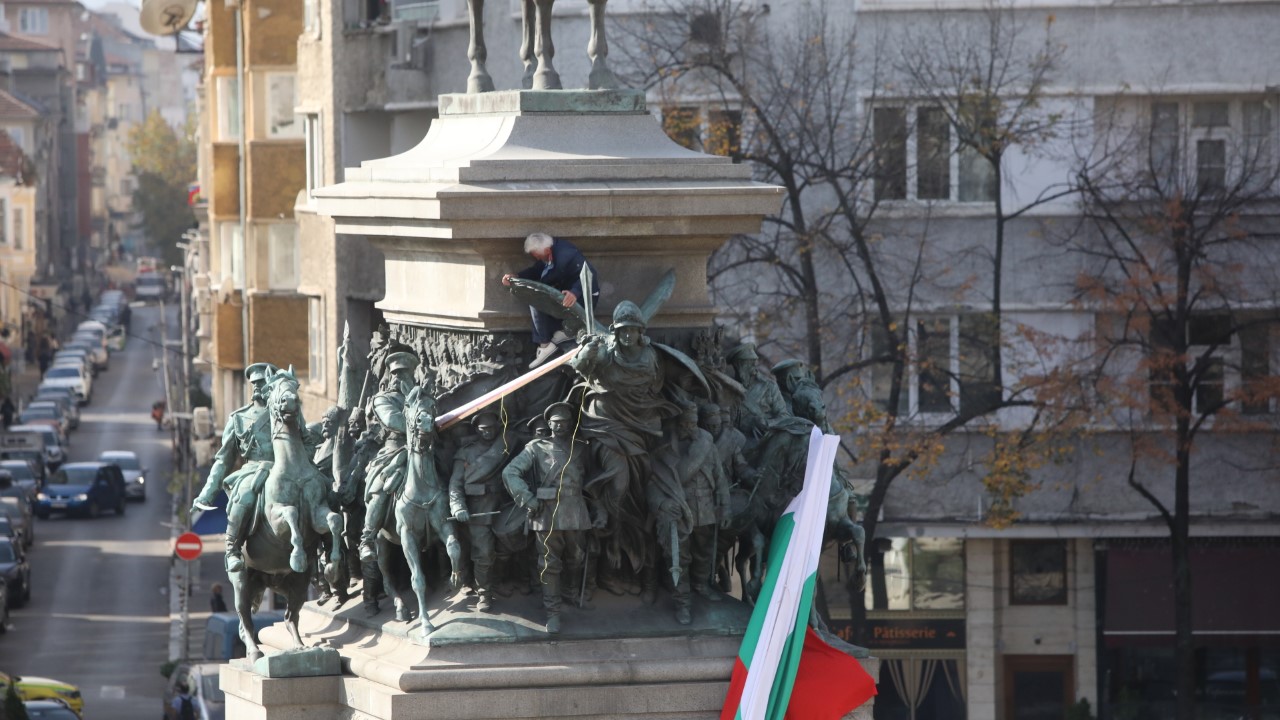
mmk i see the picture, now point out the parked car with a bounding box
[18,402,70,437]
[0,515,19,547]
[22,699,81,719]
[0,478,33,548]
[163,660,225,720]
[39,365,90,405]
[98,450,147,501]
[0,425,58,471]
[0,673,82,714]
[36,462,127,518]
[0,536,30,608]
[0,460,39,499]
[69,333,109,372]
[0,452,46,486]
[5,425,63,470]
[51,354,95,389]
[31,391,79,430]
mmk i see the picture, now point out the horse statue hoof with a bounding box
[418,622,435,639]
[396,605,412,623]
[323,562,340,586]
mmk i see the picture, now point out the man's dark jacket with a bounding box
[516,237,600,300]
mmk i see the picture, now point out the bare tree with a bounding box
[1068,93,1280,720]
[619,0,1084,628]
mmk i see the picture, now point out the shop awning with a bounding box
[1103,540,1280,645]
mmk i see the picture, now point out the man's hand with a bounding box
[660,498,681,519]
[454,508,471,523]
[501,273,515,287]
[526,498,542,515]
[561,290,577,308]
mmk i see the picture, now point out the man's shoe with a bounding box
[693,583,724,602]
[675,605,692,625]
[476,591,493,613]
[528,342,559,369]
[359,541,377,563]
[546,614,561,634]
[551,329,572,344]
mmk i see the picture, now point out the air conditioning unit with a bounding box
[192,406,214,438]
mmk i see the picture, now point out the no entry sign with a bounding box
[174,532,203,561]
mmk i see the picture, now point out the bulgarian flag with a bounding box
[721,428,877,720]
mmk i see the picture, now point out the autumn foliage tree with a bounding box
[620,0,1087,625]
[1067,95,1280,720]
[125,110,197,266]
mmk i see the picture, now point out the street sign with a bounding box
[174,532,203,561]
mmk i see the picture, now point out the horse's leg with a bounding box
[282,573,308,649]
[531,0,560,90]
[585,0,619,89]
[275,505,308,573]
[435,514,464,590]
[746,526,766,602]
[518,0,535,88]
[465,0,494,93]
[377,530,409,622]
[401,522,434,638]
[236,571,265,661]
[310,502,345,585]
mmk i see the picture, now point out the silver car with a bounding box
[99,451,148,501]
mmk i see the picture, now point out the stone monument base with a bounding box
[221,586,877,719]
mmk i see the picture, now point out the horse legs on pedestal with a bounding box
[376,533,409,621]
[586,0,620,89]
[465,0,494,93]
[233,570,267,661]
[531,0,561,89]
[400,528,434,639]
[280,572,310,649]
[518,0,535,88]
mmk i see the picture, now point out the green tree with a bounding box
[125,110,197,266]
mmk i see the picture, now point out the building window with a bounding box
[266,224,299,290]
[1147,315,1231,416]
[219,223,243,288]
[303,113,322,198]
[215,76,241,141]
[864,537,966,611]
[308,296,324,385]
[12,207,23,250]
[1147,98,1276,194]
[873,104,999,203]
[1010,540,1068,605]
[869,314,999,417]
[660,105,743,161]
[266,73,300,139]
[18,7,48,34]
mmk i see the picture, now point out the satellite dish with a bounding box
[139,0,197,36]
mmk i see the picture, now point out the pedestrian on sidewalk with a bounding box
[171,682,196,720]
[1,396,14,430]
[210,583,228,613]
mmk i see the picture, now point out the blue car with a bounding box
[35,462,127,519]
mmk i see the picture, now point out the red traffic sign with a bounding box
[174,532,203,561]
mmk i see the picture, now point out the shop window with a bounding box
[865,537,965,611]
[1010,540,1068,605]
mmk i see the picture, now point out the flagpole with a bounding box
[434,346,581,431]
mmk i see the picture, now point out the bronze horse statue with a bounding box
[463,0,620,93]
[376,385,464,639]
[231,369,345,660]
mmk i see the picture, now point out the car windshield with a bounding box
[46,367,79,379]
[0,464,32,481]
[200,673,225,702]
[104,455,139,470]
[138,276,163,287]
[24,707,80,720]
[49,467,95,485]
[0,544,14,563]
[21,408,57,420]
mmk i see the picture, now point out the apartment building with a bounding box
[197,0,308,418]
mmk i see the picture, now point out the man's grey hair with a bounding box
[524,232,554,254]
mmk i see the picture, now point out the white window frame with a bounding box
[266,223,299,290]
[868,313,999,419]
[215,75,241,142]
[219,223,244,289]
[308,296,325,386]
[1147,97,1277,195]
[18,7,48,34]
[303,113,323,198]
[871,102,1000,205]
[265,73,301,139]
[304,0,320,36]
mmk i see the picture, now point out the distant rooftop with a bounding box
[0,31,60,52]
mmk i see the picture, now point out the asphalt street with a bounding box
[0,304,181,719]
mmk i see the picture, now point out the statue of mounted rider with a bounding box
[197,239,865,652]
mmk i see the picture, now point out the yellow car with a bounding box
[0,671,84,715]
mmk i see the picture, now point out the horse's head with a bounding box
[404,385,437,453]
[267,366,302,435]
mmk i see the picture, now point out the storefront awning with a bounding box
[1103,540,1280,645]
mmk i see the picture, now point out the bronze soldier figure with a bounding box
[359,351,419,562]
[447,411,511,612]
